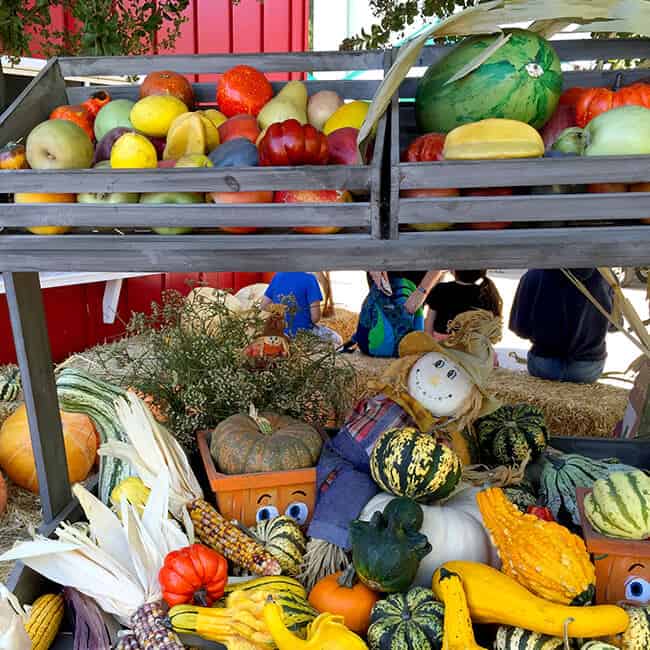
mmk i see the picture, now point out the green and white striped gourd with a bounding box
[618,606,650,649]
[0,366,20,401]
[367,587,444,650]
[495,626,564,649]
[584,470,650,540]
[56,368,134,503]
[253,516,307,577]
[580,643,618,649]
[540,453,636,526]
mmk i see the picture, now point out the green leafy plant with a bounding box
[99,288,357,451]
[0,0,53,63]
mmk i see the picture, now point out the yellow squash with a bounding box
[25,593,64,650]
[432,567,486,650]
[435,561,629,639]
[477,487,596,605]
[443,118,544,160]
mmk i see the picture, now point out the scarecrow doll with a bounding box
[301,309,502,587]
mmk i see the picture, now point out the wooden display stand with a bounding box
[577,487,650,606]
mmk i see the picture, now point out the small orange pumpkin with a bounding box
[308,566,380,635]
[0,404,98,493]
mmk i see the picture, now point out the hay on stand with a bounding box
[320,306,358,343]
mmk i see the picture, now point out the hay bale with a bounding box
[321,307,358,342]
[342,352,628,438]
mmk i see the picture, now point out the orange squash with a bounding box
[0,404,98,493]
[308,567,380,635]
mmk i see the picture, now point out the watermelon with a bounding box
[415,29,562,134]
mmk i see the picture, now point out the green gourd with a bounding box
[495,626,564,649]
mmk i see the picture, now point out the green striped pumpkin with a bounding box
[253,515,306,577]
[584,470,650,540]
[495,626,564,649]
[540,453,637,527]
[370,427,462,502]
[367,587,444,650]
[415,29,562,134]
[476,404,549,467]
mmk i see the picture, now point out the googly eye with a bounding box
[434,359,444,368]
[285,502,309,525]
[447,369,457,379]
[625,578,650,603]
[256,505,279,522]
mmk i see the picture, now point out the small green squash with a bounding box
[370,427,462,502]
[367,587,444,650]
[495,626,564,649]
[580,643,618,650]
[476,404,549,466]
[503,480,538,513]
[350,498,431,593]
[253,516,306,577]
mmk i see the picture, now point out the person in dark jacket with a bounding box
[509,269,612,384]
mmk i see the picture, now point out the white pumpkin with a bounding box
[235,283,269,309]
[360,486,500,587]
[407,351,474,417]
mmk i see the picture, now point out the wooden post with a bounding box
[3,272,72,523]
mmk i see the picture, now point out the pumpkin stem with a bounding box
[337,565,358,589]
[194,588,209,607]
[248,404,273,435]
[562,617,574,650]
[612,71,624,92]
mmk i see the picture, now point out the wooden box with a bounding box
[197,429,316,528]
[577,487,650,606]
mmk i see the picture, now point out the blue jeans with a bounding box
[527,352,605,384]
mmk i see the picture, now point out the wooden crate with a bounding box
[388,38,650,268]
[0,49,389,263]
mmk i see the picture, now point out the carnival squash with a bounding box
[210,411,322,474]
[477,487,596,605]
[494,626,564,650]
[369,427,462,502]
[253,515,306,577]
[581,643,618,650]
[433,561,629,639]
[613,606,650,649]
[0,404,97,493]
[222,575,307,601]
[367,587,444,650]
[308,566,380,636]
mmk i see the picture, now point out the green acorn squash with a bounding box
[350,498,431,593]
[367,587,444,650]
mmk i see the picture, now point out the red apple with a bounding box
[464,187,513,230]
[274,190,352,234]
[207,191,273,233]
[218,114,260,144]
[327,127,362,165]
[157,159,176,168]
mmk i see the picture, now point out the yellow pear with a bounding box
[257,80,308,131]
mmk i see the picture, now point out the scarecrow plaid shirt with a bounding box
[307,393,415,550]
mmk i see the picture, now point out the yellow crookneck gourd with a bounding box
[434,561,629,639]
[432,567,486,650]
[477,487,596,605]
[263,599,368,650]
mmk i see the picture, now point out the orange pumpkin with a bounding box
[308,567,380,635]
[576,78,650,127]
[81,90,111,119]
[0,405,98,493]
[0,472,7,516]
[50,104,95,141]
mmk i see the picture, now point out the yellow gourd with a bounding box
[432,567,486,650]
[25,593,64,650]
[435,561,629,639]
[477,487,596,605]
[443,118,544,160]
[263,599,368,650]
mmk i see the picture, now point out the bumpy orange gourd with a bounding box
[477,487,596,605]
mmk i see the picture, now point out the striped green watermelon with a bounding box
[584,470,650,540]
[415,29,562,134]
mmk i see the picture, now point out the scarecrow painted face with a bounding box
[407,351,473,417]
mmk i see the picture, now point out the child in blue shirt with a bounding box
[262,272,342,345]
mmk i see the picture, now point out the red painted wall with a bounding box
[3,0,309,365]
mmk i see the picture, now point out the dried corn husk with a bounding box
[99,393,203,521]
[0,471,187,625]
[0,583,30,650]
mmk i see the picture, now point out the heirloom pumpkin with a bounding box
[308,566,380,635]
[253,516,307,577]
[0,404,97,493]
[367,587,444,650]
[210,410,322,475]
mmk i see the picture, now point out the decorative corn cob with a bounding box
[115,633,141,649]
[130,600,184,650]
[187,499,281,576]
[25,593,64,650]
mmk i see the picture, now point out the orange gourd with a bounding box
[50,105,95,141]
[308,567,380,635]
[0,404,98,493]
[576,76,650,127]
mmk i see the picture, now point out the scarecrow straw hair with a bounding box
[463,450,532,487]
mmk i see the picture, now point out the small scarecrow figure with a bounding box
[300,309,501,588]
[243,304,290,368]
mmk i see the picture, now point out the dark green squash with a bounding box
[503,479,538,513]
[383,497,424,533]
[476,404,549,466]
[367,587,444,650]
[350,498,431,593]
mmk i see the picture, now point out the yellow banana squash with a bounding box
[432,567,486,650]
[263,599,368,650]
[435,561,629,639]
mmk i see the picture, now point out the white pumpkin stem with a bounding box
[337,564,357,589]
[562,617,574,650]
[249,404,273,434]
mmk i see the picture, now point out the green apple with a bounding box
[94,99,135,141]
[139,191,204,235]
[26,119,94,169]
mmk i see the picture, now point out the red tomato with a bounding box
[218,114,260,144]
[526,506,555,521]
[274,190,352,234]
[464,187,513,230]
[207,191,273,234]
[402,133,446,162]
[259,119,329,166]
[217,65,273,117]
